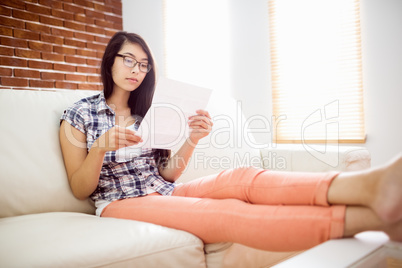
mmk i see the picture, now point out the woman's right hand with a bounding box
[92,126,143,152]
[60,123,143,200]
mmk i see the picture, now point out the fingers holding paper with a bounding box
[188,109,213,144]
[117,126,143,148]
[93,126,143,152]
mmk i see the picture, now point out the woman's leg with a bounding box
[344,206,402,241]
[101,193,346,251]
[173,167,338,207]
[101,194,402,251]
[101,155,402,251]
[175,154,402,224]
[170,154,402,244]
[328,153,402,223]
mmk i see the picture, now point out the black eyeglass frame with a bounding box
[116,54,152,73]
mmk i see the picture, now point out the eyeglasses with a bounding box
[116,54,152,73]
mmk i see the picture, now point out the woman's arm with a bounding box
[159,110,213,182]
[59,121,142,200]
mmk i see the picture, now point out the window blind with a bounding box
[269,0,365,143]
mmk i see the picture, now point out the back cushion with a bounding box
[0,89,97,217]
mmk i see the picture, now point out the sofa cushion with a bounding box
[0,89,97,217]
[0,212,206,268]
[261,144,371,172]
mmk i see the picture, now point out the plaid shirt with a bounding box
[60,92,176,203]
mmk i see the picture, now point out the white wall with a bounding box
[122,0,402,166]
[360,0,402,165]
[122,0,165,77]
[228,0,273,145]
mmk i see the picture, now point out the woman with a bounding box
[60,31,402,251]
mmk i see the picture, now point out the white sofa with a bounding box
[0,88,371,267]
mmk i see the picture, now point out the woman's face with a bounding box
[111,41,149,93]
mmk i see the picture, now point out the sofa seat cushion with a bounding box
[0,212,206,268]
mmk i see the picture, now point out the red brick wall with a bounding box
[0,0,122,91]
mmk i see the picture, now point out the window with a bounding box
[269,0,365,143]
[163,0,231,94]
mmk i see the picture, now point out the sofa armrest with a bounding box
[261,144,371,172]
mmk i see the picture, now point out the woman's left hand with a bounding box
[187,109,213,145]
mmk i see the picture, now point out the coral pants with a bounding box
[101,167,345,251]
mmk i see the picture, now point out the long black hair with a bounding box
[101,31,170,168]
